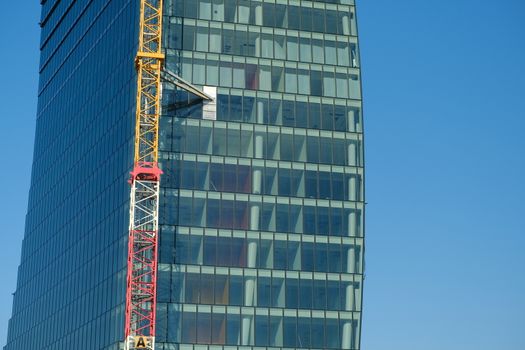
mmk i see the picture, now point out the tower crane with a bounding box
[124,0,164,348]
[124,1,212,349]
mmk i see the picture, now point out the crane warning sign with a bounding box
[134,336,152,348]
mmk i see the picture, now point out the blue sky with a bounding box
[0,1,524,349]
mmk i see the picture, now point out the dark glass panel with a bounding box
[255,314,269,346]
[229,275,244,305]
[328,243,343,272]
[313,279,327,309]
[301,7,313,31]
[182,312,197,343]
[204,236,217,265]
[226,313,241,345]
[214,274,229,305]
[327,281,341,310]
[274,240,287,269]
[258,277,272,307]
[283,317,297,347]
[302,242,314,271]
[185,274,200,303]
[297,317,311,347]
[201,274,215,304]
[196,312,211,343]
[211,312,226,344]
[299,278,313,309]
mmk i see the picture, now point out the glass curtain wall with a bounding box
[4,0,138,349]
[158,0,364,349]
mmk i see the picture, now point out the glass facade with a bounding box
[157,0,364,349]
[5,0,364,349]
[4,0,138,349]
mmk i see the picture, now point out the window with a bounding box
[255,314,269,346]
[196,27,208,51]
[285,68,297,93]
[299,279,313,308]
[224,0,237,22]
[301,7,313,31]
[287,37,299,61]
[310,71,323,96]
[283,317,297,347]
[238,0,250,23]
[197,313,211,344]
[327,281,341,310]
[215,274,228,304]
[269,316,283,346]
[299,37,312,62]
[229,275,243,305]
[312,39,324,64]
[314,279,327,309]
[263,3,275,27]
[258,277,271,307]
[226,313,241,344]
[182,312,196,343]
[271,277,285,307]
[211,312,226,344]
[315,243,329,271]
[297,317,311,347]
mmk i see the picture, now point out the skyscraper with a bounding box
[5,1,364,349]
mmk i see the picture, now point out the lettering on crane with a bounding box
[134,336,152,348]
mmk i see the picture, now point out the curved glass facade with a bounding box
[157,0,365,349]
[5,1,364,349]
[4,0,138,349]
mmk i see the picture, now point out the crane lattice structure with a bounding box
[124,0,164,349]
[124,1,215,349]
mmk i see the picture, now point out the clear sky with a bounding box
[0,1,524,349]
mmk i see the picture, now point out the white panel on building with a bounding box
[202,86,217,120]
